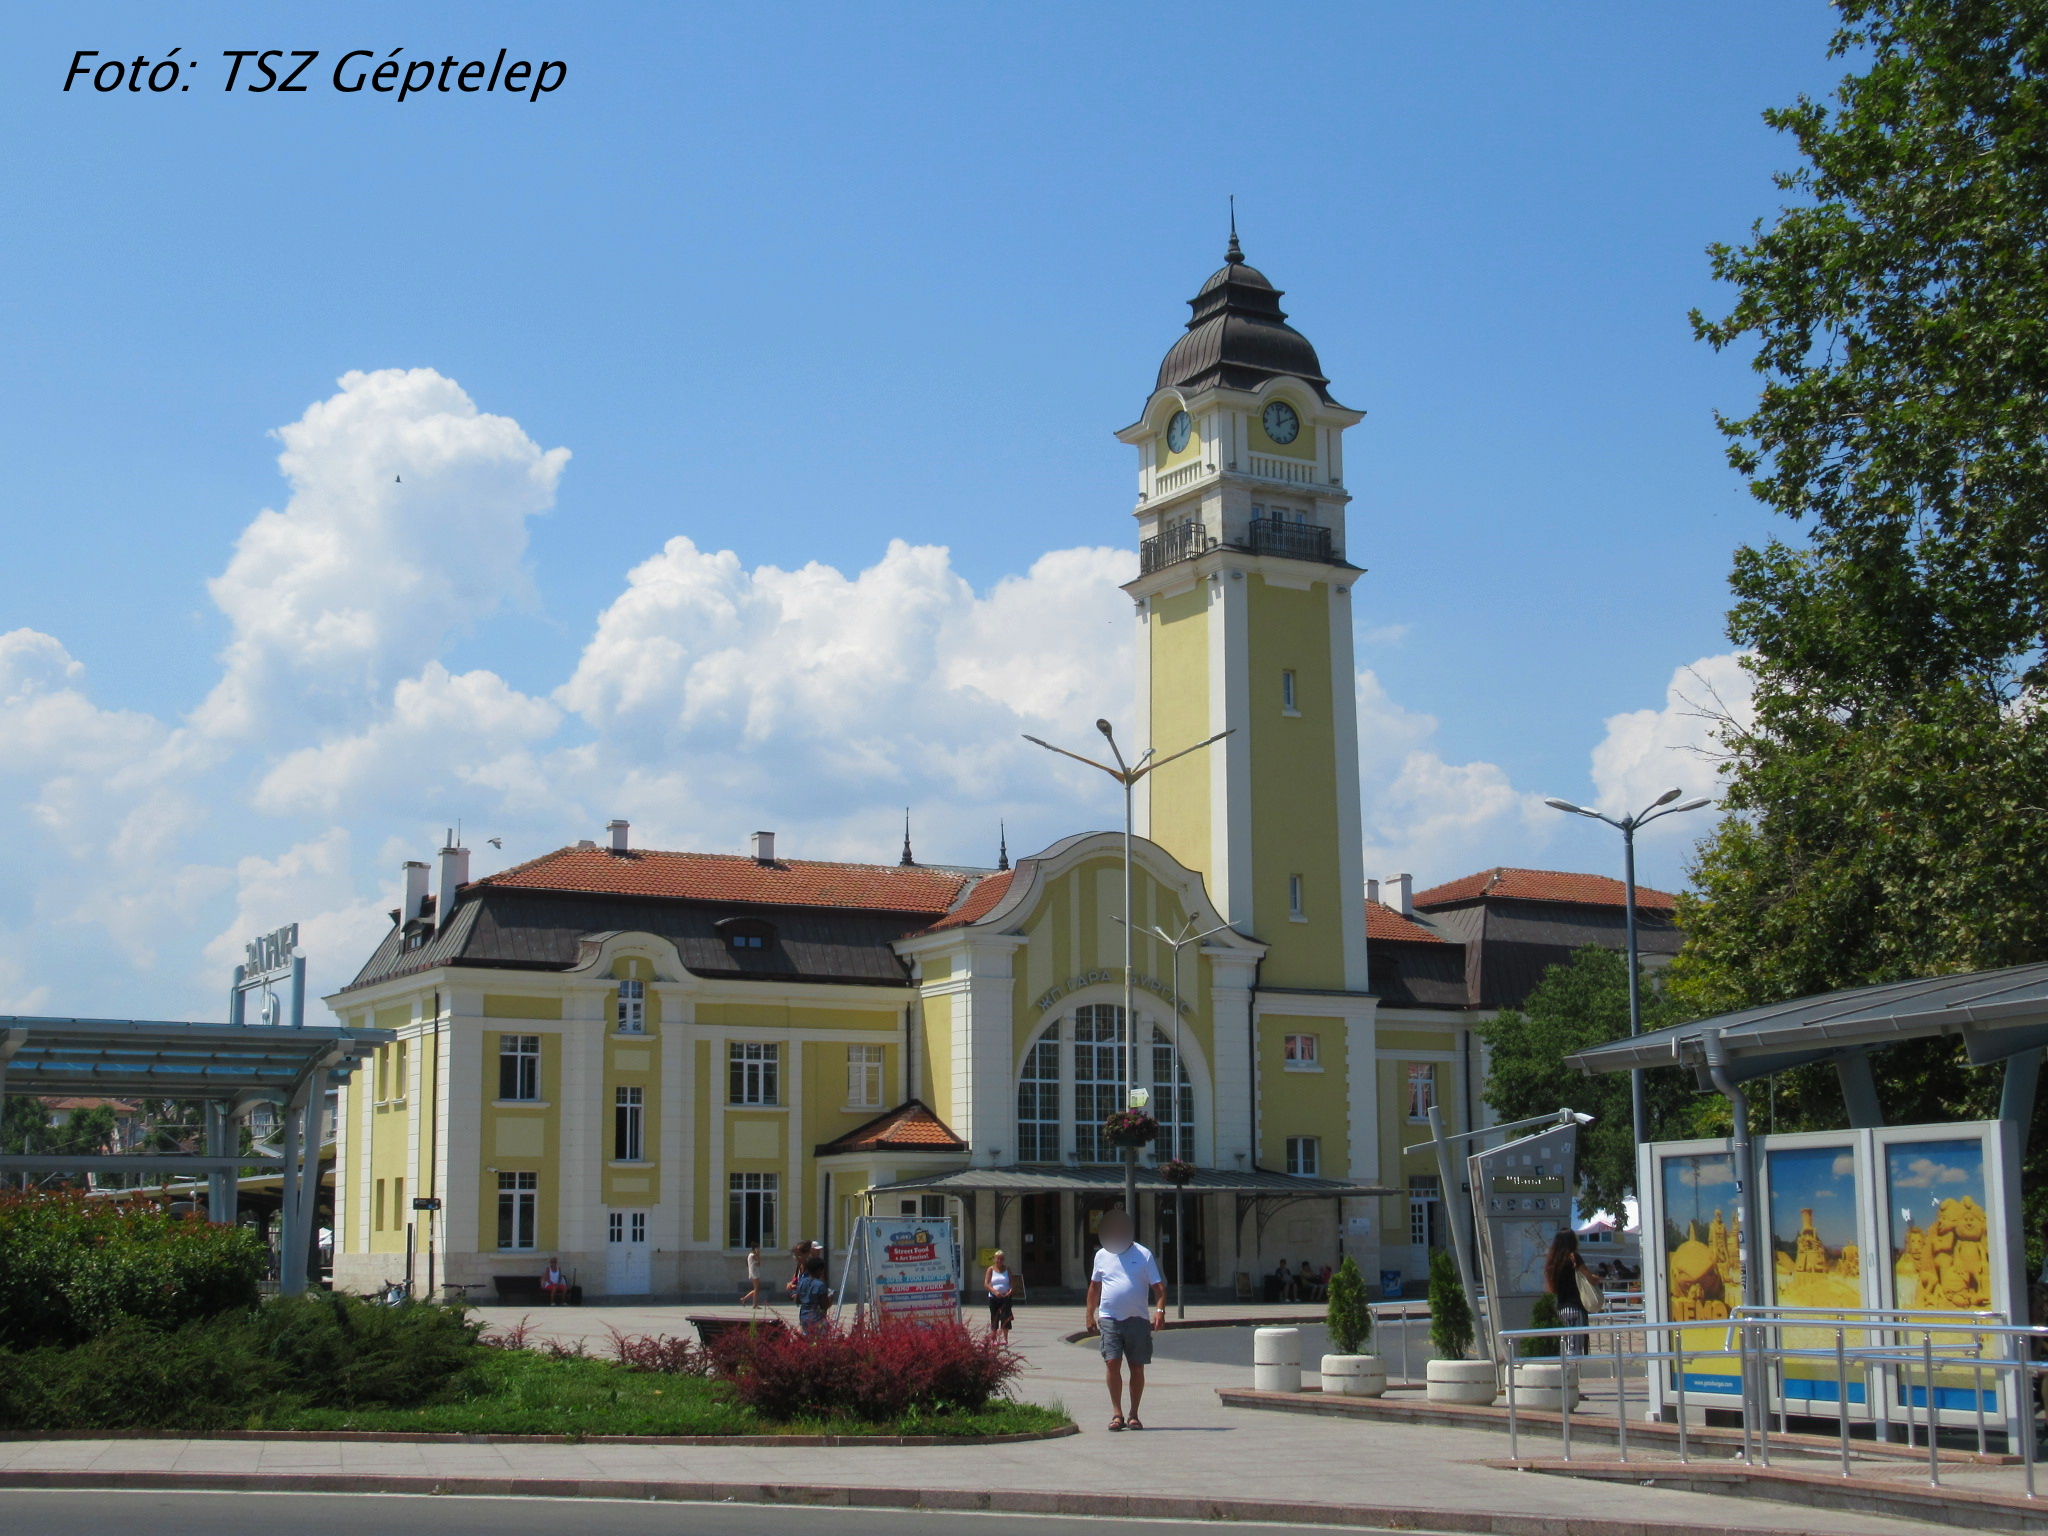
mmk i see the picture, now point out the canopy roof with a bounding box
[863,1163,1395,1199]
[0,1015,386,1103]
[1564,960,2048,1084]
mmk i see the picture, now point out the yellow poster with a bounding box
[1765,1143,1867,1406]
[1662,1150,1744,1393]
[1884,1138,1997,1414]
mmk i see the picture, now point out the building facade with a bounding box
[327,239,1677,1300]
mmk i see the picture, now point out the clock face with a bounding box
[1262,401,1301,445]
[1166,410,1192,454]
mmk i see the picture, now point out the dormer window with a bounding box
[716,917,776,955]
[616,978,645,1034]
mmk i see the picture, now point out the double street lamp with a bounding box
[1541,787,1710,1145]
[1024,720,1230,1225]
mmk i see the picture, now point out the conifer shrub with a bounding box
[1324,1255,1372,1355]
[1427,1247,1474,1361]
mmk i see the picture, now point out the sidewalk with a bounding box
[0,1303,1982,1535]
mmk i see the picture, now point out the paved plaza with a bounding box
[0,1302,1997,1534]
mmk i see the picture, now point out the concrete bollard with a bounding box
[1424,1358,1498,1404]
[1253,1326,1302,1393]
[1502,1361,1580,1411]
[1320,1353,1387,1397]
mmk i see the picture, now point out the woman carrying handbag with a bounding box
[1546,1228,1604,1357]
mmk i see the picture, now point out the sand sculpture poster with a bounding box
[1883,1137,1998,1414]
[1764,1142,1868,1404]
[1660,1149,1744,1394]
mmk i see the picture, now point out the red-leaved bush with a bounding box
[710,1316,1021,1421]
[602,1325,712,1377]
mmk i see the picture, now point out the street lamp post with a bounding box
[1541,787,1711,1145]
[1025,721,1229,1229]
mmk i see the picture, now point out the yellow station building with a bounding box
[327,239,1678,1301]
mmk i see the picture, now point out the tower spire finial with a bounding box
[900,808,915,867]
[1226,194,1243,264]
[997,822,1009,872]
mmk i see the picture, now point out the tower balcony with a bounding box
[1139,516,1337,574]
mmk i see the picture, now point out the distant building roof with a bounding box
[815,1099,967,1156]
[915,870,1015,934]
[476,845,976,915]
[1366,898,1447,944]
[1414,867,1677,913]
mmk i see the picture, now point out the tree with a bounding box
[1682,0,2048,1259]
[1426,1247,1473,1361]
[1478,947,1697,1215]
[1325,1255,1372,1355]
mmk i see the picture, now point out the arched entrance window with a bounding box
[1016,1028,1061,1163]
[1150,1026,1194,1162]
[1073,1004,1124,1163]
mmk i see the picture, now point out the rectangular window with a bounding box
[498,1034,540,1101]
[1408,1173,1441,1248]
[728,1042,780,1105]
[395,1039,408,1098]
[1283,1033,1319,1070]
[1406,1062,1437,1122]
[393,1177,404,1221]
[616,979,645,1034]
[614,1085,644,1161]
[497,1171,538,1250]
[728,1171,779,1249]
[1286,1136,1320,1177]
[631,1211,646,1242]
[375,1047,388,1102]
[374,1177,386,1231]
[1288,874,1305,919]
[846,1044,884,1109]
[1281,670,1298,713]
[608,1210,623,1243]
[1071,1005,1125,1163]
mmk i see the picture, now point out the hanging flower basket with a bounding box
[1157,1158,1195,1187]
[1102,1109,1159,1148]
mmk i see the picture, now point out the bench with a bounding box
[687,1313,788,1347]
[494,1275,582,1306]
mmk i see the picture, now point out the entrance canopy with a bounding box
[864,1164,1394,1200]
[0,1014,383,1106]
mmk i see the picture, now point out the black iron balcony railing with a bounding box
[1139,520,1216,574]
[1246,517,1334,564]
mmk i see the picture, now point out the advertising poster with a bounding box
[863,1216,960,1322]
[1661,1150,1744,1394]
[1883,1137,1998,1413]
[1764,1142,1867,1404]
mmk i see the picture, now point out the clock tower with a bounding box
[1122,233,1368,995]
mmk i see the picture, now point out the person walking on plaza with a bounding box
[795,1255,833,1335]
[785,1238,818,1301]
[984,1249,1017,1336]
[1084,1207,1165,1431]
[742,1245,762,1307]
[1545,1228,1601,1357]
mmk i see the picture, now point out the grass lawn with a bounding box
[266,1348,1069,1439]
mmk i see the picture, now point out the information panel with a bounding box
[860,1215,961,1322]
[1470,1121,1577,1353]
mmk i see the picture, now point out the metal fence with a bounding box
[1495,1306,2047,1497]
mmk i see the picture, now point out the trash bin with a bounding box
[1254,1326,1302,1393]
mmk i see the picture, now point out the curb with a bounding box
[0,1468,1937,1535]
[1497,1458,2048,1536]
[0,1424,1078,1448]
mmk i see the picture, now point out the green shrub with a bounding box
[249,1295,484,1408]
[0,1190,266,1349]
[1325,1255,1372,1355]
[1427,1248,1474,1360]
[1519,1292,1562,1358]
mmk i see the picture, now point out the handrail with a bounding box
[1491,1312,2048,1497]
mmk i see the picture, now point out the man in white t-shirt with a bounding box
[1084,1208,1166,1430]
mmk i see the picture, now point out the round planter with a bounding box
[1424,1357,1497,1405]
[1253,1326,1302,1393]
[1319,1353,1387,1398]
[1502,1360,1580,1412]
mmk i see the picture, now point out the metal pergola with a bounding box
[0,1014,389,1293]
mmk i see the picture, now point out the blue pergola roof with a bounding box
[0,1014,388,1102]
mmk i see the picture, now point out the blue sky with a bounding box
[0,4,1842,1014]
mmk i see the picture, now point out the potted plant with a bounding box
[1102,1109,1159,1148]
[1423,1248,1495,1404]
[1506,1291,1578,1411]
[1156,1157,1195,1185]
[1319,1255,1385,1397]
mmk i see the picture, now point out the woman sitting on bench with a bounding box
[541,1257,570,1305]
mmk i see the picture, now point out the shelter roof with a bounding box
[0,1015,385,1102]
[1565,960,2048,1082]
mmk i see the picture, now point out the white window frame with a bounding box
[614,1084,645,1162]
[1286,1135,1321,1178]
[498,1034,540,1101]
[1406,1062,1437,1122]
[497,1171,538,1250]
[1283,1033,1320,1071]
[1016,1028,1061,1163]
[616,979,645,1035]
[846,1044,884,1110]
[1409,1173,1441,1247]
[728,1171,779,1249]
[728,1041,780,1105]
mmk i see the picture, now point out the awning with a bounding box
[862,1163,1397,1198]
[0,1014,387,1102]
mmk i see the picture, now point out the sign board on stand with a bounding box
[1469,1120,1578,1357]
[839,1215,961,1324]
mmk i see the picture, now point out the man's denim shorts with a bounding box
[1098,1315,1154,1365]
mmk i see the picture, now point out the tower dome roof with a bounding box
[1155,232,1333,402]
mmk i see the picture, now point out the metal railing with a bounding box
[1139,520,1216,574]
[1246,517,1334,564]
[1369,1298,1435,1383]
[1495,1307,2047,1498]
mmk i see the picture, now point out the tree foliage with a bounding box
[1426,1247,1474,1362]
[1479,947,1697,1213]
[1324,1254,1372,1356]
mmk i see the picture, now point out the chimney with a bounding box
[436,831,470,929]
[1390,873,1413,916]
[401,861,431,925]
[1365,877,1380,905]
[751,830,776,864]
[607,819,630,854]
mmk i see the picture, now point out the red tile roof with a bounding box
[474,845,973,914]
[916,870,1016,933]
[1366,899,1447,943]
[815,1099,967,1155]
[1413,867,1678,912]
